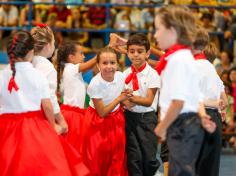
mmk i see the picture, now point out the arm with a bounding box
[150,46,164,57]
[79,56,97,73]
[154,100,184,140]
[92,92,127,117]
[129,88,157,107]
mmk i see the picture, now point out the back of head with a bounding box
[127,33,150,51]
[7,31,34,60]
[31,25,54,54]
[57,41,78,64]
[203,42,219,63]
[193,27,209,51]
[156,6,197,46]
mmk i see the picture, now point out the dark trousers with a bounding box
[167,113,204,176]
[160,141,169,163]
[196,108,222,176]
[125,110,160,176]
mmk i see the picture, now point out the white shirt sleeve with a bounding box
[40,75,50,99]
[148,70,160,89]
[87,78,103,99]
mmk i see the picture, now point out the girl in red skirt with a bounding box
[0,31,87,176]
[57,41,96,151]
[80,47,130,176]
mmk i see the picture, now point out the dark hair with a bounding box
[7,31,34,79]
[127,33,150,51]
[156,6,196,46]
[57,41,80,90]
[97,47,118,63]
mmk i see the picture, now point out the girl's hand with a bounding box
[54,124,64,135]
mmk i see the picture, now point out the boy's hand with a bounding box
[201,115,216,133]
[122,100,136,111]
[154,124,167,141]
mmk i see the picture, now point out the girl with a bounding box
[0,31,72,176]
[31,24,68,133]
[81,47,129,176]
[57,41,96,151]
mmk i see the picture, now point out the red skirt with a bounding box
[0,111,89,176]
[81,107,128,176]
[61,104,86,153]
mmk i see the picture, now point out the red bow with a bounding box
[125,63,146,91]
[194,53,207,60]
[8,76,19,93]
[36,23,47,28]
[155,44,190,75]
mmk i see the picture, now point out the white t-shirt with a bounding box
[87,71,125,112]
[62,63,86,108]
[159,49,201,120]
[195,59,224,101]
[0,62,50,114]
[123,63,160,113]
[32,55,60,114]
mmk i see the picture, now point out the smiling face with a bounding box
[97,52,118,82]
[127,45,149,69]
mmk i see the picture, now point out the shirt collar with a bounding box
[15,62,33,70]
[138,62,150,76]
[98,72,118,85]
[32,55,50,64]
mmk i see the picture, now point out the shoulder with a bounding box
[123,67,131,76]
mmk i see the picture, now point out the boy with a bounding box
[123,33,160,176]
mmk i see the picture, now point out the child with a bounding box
[192,28,226,176]
[123,33,160,176]
[154,6,204,176]
[57,41,96,151]
[0,31,73,175]
[31,24,68,133]
[81,47,129,176]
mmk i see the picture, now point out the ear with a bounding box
[67,54,74,63]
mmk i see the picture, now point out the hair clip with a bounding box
[36,23,47,28]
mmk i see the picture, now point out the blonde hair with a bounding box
[31,26,54,54]
[156,6,197,46]
[204,42,219,63]
[193,27,209,51]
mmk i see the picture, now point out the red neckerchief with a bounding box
[125,63,147,91]
[155,44,190,75]
[8,76,19,93]
[194,53,207,60]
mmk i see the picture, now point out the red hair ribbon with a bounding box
[155,44,190,75]
[125,63,146,91]
[8,76,19,93]
[36,23,47,28]
[194,53,207,60]
[10,35,17,51]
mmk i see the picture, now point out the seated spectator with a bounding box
[20,3,42,27]
[0,4,18,40]
[48,0,72,29]
[201,12,216,32]
[215,51,234,75]
[68,8,89,46]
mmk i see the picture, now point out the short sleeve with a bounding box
[87,77,103,99]
[148,70,160,89]
[39,74,50,99]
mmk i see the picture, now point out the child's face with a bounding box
[154,16,177,50]
[230,70,236,83]
[127,45,149,68]
[73,45,85,64]
[98,52,118,82]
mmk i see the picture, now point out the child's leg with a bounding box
[125,110,143,176]
[197,109,222,176]
[167,113,204,176]
[160,142,169,176]
[137,111,160,176]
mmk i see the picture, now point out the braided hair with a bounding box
[7,31,34,93]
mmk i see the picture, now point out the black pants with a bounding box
[160,141,169,163]
[167,112,204,176]
[196,108,222,176]
[125,110,160,176]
